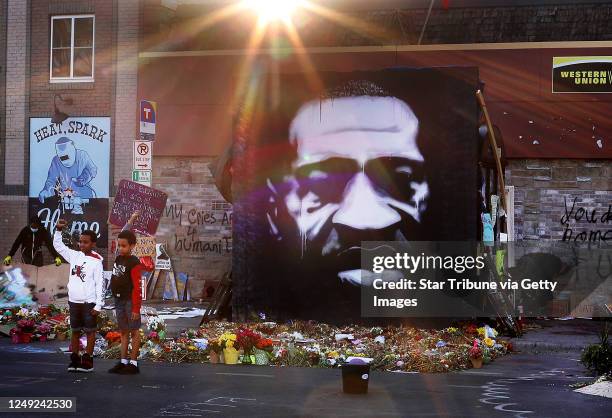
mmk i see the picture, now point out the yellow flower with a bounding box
[187,345,197,351]
[328,351,339,359]
[484,337,494,347]
[446,327,458,334]
[477,327,486,337]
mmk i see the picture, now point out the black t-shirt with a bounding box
[110,255,140,300]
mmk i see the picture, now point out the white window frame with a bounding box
[50,14,95,83]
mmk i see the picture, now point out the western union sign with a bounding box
[553,56,612,93]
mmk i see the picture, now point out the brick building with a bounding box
[1,0,610,303]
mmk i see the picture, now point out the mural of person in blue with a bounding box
[38,137,98,215]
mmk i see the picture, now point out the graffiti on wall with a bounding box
[561,197,612,243]
[163,204,232,257]
[234,67,481,320]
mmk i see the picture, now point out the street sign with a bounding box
[139,100,157,141]
[132,169,152,187]
[133,140,152,170]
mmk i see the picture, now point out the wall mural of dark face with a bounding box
[266,95,429,285]
[233,68,479,322]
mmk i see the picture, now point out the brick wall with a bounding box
[29,1,114,118]
[143,2,612,50]
[506,160,612,242]
[0,196,29,261]
[4,0,28,186]
[151,156,232,300]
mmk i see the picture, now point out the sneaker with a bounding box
[117,363,139,375]
[77,354,94,372]
[108,362,126,374]
[67,352,80,372]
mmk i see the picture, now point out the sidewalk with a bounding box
[512,318,602,353]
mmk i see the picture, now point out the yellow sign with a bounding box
[553,56,612,93]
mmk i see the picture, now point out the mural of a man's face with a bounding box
[267,94,430,285]
[55,137,76,168]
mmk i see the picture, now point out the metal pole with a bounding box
[417,0,435,45]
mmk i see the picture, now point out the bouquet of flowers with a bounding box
[469,340,483,359]
[255,338,274,353]
[105,331,122,345]
[54,320,69,335]
[17,319,35,333]
[146,316,166,333]
[36,324,52,335]
[237,328,261,355]
[208,339,222,354]
[218,332,237,350]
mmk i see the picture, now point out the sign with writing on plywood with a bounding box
[134,141,152,170]
[109,180,167,236]
[139,100,157,141]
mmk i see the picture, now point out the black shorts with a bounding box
[69,302,97,333]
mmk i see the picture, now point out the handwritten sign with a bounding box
[131,236,157,259]
[109,180,167,236]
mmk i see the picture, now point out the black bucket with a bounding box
[341,364,370,394]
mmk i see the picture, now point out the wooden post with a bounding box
[476,90,507,214]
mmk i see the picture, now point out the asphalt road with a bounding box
[0,342,609,418]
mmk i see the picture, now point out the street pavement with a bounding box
[0,340,610,418]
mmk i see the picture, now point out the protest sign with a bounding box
[109,180,167,236]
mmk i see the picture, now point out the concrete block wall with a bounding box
[506,160,612,242]
[151,156,232,300]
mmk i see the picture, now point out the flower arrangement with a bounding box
[146,316,166,333]
[469,340,483,359]
[208,339,223,354]
[483,337,495,348]
[17,319,35,333]
[54,321,69,335]
[255,338,274,352]
[236,328,261,355]
[218,332,237,350]
[105,331,122,345]
[36,324,52,335]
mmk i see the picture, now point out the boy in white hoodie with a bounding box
[53,219,104,372]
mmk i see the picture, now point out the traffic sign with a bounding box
[140,100,157,141]
[132,170,152,187]
[133,140,152,170]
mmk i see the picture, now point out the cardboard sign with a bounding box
[133,236,157,259]
[109,180,167,236]
[155,243,172,270]
[134,141,152,170]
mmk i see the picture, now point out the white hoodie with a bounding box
[53,231,104,311]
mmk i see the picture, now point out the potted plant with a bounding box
[36,324,52,342]
[253,338,274,365]
[147,316,167,340]
[9,327,21,344]
[219,333,239,364]
[237,328,261,364]
[208,340,223,364]
[54,321,69,341]
[469,340,483,369]
[17,319,35,343]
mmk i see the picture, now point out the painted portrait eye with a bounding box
[295,158,359,202]
[365,157,425,202]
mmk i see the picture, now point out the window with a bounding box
[50,15,95,82]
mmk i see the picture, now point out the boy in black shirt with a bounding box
[107,230,143,375]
